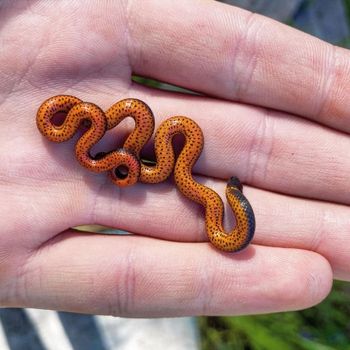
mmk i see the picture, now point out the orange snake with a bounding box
[36,95,255,252]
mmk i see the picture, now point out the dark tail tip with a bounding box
[228,176,243,192]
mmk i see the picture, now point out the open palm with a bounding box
[0,0,349,317]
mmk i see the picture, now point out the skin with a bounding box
[1,0,350,317]
[37,95,255,252]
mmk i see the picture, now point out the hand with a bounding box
[0,0,348,317]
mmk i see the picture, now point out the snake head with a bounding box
[228,176,243,192]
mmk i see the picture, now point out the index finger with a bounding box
[127,0,350,132]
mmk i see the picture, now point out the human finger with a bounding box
[127,0,350,132]
[9,232,331,316]
[68,85,349,206]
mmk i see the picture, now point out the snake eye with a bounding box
[114,165,129,180]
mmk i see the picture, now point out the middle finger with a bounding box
[129,85,350,206]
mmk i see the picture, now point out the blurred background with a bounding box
[3,1,350,349]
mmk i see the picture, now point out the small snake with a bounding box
[36,95,255,252]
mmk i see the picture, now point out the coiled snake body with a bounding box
[36,95,255,252]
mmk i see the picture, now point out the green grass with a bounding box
[198,282,350,350]
[343,0,350,26]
